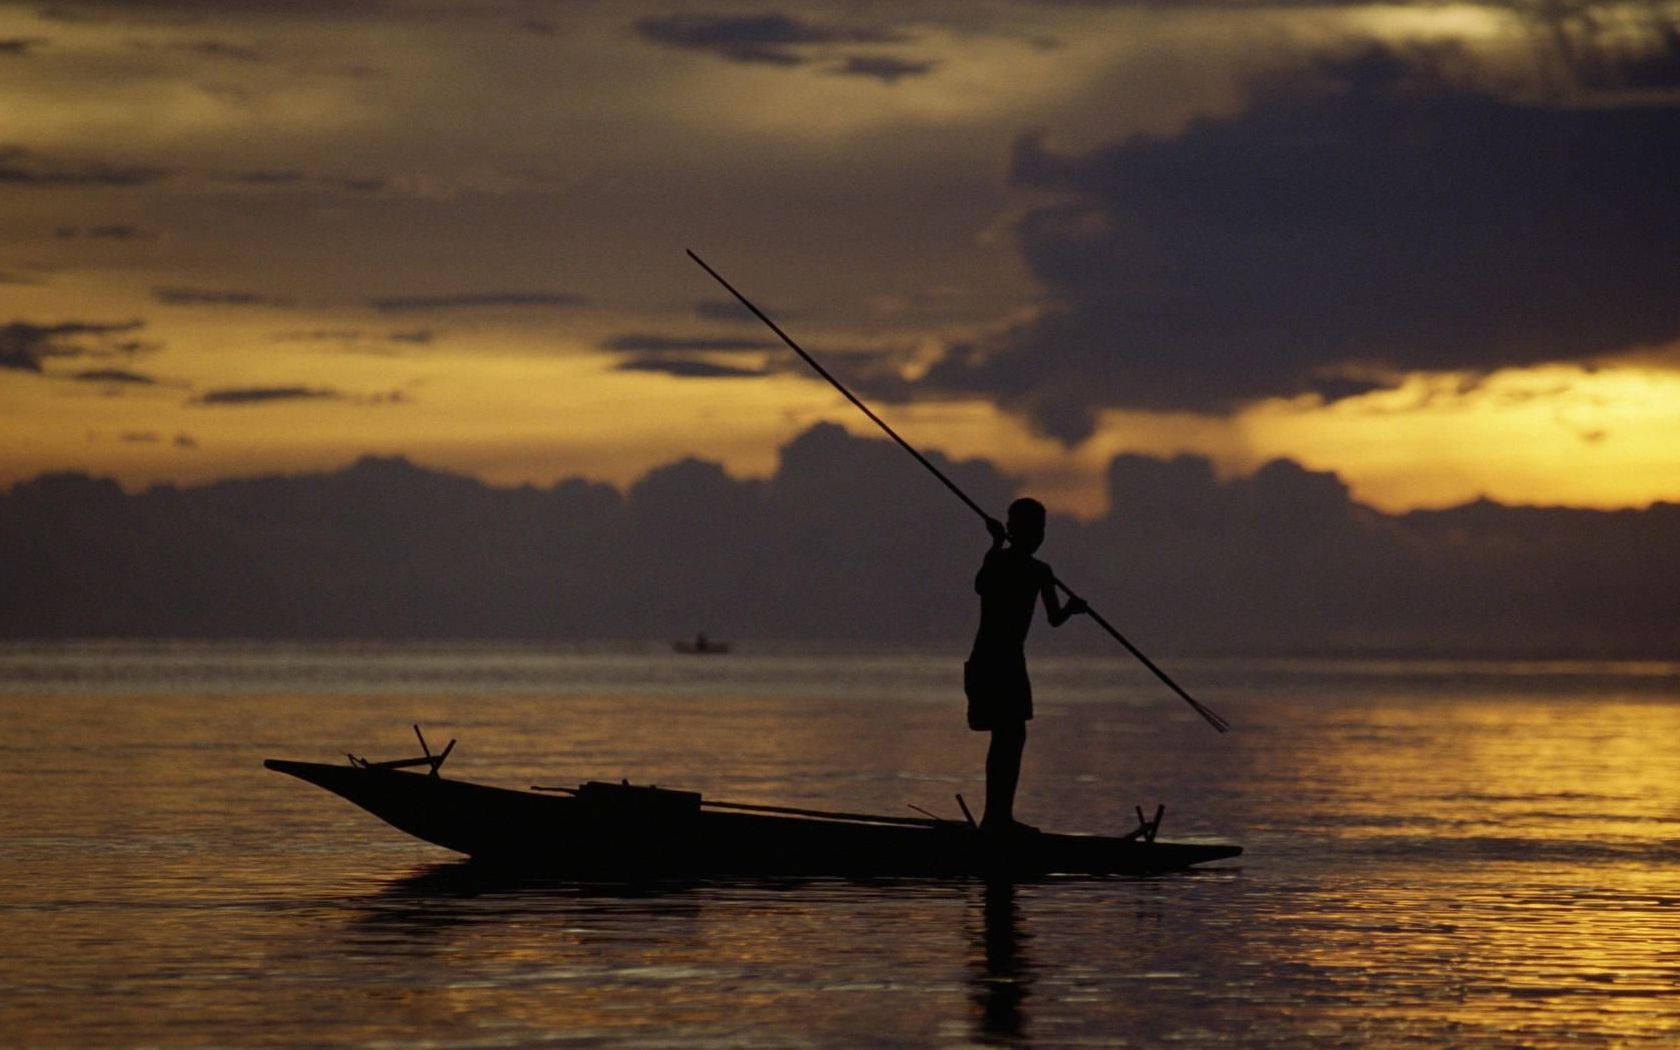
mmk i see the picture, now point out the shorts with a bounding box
[964,656,1032,731]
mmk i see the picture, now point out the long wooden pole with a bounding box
[686,249,1229,734]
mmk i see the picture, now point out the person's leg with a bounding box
[983,721,1027,829]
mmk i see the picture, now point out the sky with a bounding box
[3,0,1679,518]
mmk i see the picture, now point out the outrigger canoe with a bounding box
[265,732,1240,879]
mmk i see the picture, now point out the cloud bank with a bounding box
[3,424,1673,656]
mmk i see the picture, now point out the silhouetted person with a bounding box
[965,497,1085,834]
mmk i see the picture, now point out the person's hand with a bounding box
[1065,597,1089,617]
[985,517,1009,545]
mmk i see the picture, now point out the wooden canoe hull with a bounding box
[265,759,1241,878]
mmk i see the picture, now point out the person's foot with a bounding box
[980,817,1040,837]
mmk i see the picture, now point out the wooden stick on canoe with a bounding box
[686,248,1230,734]
[531,783,958,828]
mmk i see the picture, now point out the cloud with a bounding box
[910,42,1680,441]
[615,357,762,379]
[203,169,394,198]
[154,287,296,308]
[193,386,342,405]
[55,224,153,240]
[72,368,157,385]
[603,332,782,379]
[224,169,305,186]
[0,146,169,186]
[274,328,364,342]
[695,299,762,322]
[34,1,395,21]
[634,12,906,66]
[368,292,585,311]
[178,39,264,62]
[4,423,1673,655]
[1527,0,1680,94]
[602,334,777,353]
[273,327,436,351]
[1,38,47,55]
[191,385,410,406]
[1,320,147,372]
[110,430,198,449]
[214,170,390,193]
[831,54,936,83]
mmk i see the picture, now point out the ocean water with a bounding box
[1,640,1676,1048]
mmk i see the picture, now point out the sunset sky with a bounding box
[3,0,1677,517]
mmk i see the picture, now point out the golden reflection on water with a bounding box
[1198,689,1680,1047]
[1,649,1677,1047]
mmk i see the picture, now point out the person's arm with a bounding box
[1039,564,1088,626]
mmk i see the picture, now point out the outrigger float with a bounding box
[266,727,1241,879]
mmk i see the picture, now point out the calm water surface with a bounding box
[1,642,1676,1047]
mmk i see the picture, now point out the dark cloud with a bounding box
[0,320,147,372]
[694,299,758,321]
[1065,450,1680,656]
[55,224,153,240]
[2,423,1672,655]
[224,169,305,185]
[0,339,45,373]
[634,12,906,66]
[368,292,585,311]
[112,430,197,448]
[831,54,936,83]
[0,146,170,186]
[1,37,47,55]
[274,327,436,349]
[154,287,295,307]
[72,368,157,385]
[179,39,263,62]
[275,328,363,342]
[615,357,762,379]
[604,332,782,379]
[911,43,1680,441]
[1529,0,1680,93]
[35,1,392,20]
[602,333,777,353]
[191,385,409,406]
[213,169,394,193]
[193,386,341,405]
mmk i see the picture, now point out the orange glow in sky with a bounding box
[3,2,1678,517]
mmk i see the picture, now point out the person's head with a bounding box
[1006,497,1046,553]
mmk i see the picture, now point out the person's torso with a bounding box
[972,548,1047,656]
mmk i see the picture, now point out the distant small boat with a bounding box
[263,743,1241,879]
[673,633,730,654]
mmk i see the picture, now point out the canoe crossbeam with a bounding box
[347,724,455,777]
